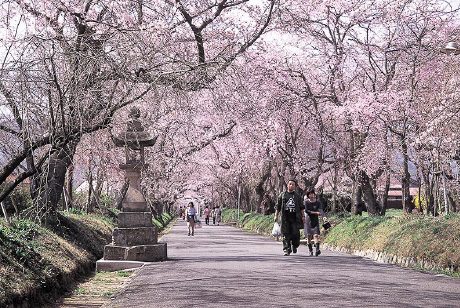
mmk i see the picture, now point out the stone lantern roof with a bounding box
[112,107,157,150]
[112,107,157,169]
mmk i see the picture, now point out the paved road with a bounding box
[106,219,460,308]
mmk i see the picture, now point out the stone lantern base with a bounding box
[103,243,167,262]
[96,209,167,272]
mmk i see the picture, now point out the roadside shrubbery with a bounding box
[153,212,175,229]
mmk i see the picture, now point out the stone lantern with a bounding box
[96,107,167,272]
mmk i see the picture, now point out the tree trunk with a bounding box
[86,164,93,214]
[434,175,439,216]
[90,167,104,210]
[136,0,143,25]
[331,165,339,214]
[255,160,272,214]
[1,202,11,226]
[26,154,40,200]
[33,141,77,221]
[422,169,434,215]
[359,171,381,216]
[65,164,74,209]
[380,168,390,216]
[447,192,457,213]
[351,179,363,215]
[401,137,411,213]
[10,192,20,218]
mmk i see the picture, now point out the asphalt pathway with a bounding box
[106,219,460,308]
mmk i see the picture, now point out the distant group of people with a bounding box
[203,206,221,226]
[274,179,328,256]
[179,203,222,236]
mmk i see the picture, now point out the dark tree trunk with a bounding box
[26,154,40,200]
[86,164,93,213]
[65,165,74,209]
[260,193,275,215]
[359,171,381,216]
[90,167,104,210]
[255,161,272,214]
[447,192,457,213]
[422,169,434,215]
[401,138,411,213]
[380,167,391,216]
[331,165,339,214]
[10,192,19,217]
[33,141,77,221]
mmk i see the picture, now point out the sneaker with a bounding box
[315,249,321,256]
[308,250,314,256]
[188,233,190,236]
[292,246,297,254]
[284,251,291,256]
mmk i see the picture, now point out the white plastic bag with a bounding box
[271,222,281,236]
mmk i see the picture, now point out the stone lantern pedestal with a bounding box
[96,108,167,272]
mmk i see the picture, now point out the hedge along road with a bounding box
[106,219,460,308]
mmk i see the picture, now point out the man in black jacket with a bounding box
[274,180,305,256]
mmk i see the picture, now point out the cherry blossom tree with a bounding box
[0,0,276,221]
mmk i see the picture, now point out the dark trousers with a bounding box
[213,216,216,225]
[205,216,209,225]
[282,222,300,253]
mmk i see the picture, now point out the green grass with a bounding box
[152,212,176,229]
[318,213,460,274]
[117,270,130,277]
[0,212,116,307]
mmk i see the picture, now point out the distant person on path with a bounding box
[274,180,305,256]
[212,207,216,225]
[304,189,328,256]
[186,202,197,236]
[204,206,210,225]
[215,206,222,226]
[182,206,186,220]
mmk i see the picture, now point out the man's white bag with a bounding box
[271,222,281,236]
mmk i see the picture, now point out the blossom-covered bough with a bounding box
[0,0,276,221]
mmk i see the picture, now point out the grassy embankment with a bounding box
[0,210,175,307]
[221,209,460,277]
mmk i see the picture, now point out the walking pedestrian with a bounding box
[212,207,216,225]
[204,206,210,225]
[214,206,222,226]
[304,189,328,256]
[186,202,197,236]
[274,180,305,256]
